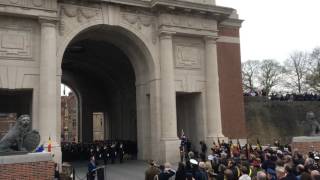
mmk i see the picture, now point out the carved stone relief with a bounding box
[0,0,56,10]
[120,8,157,44]
[59,4,103,36]
[174,38,204,70]
[0,17,35,60]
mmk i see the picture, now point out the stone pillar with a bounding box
[38,17,61,163]
[204,36,224,141]
[159,32,180,163]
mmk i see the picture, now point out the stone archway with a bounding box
[58,23,158,161]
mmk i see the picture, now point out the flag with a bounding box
[48,136,52,152]
[237,139,241,151]
[35,144,44,152]
[245,143,250,159]
[257,138,262,151]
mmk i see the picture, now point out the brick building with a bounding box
[61,92,78,142]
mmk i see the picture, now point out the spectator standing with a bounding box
[145,160,160,180]
[175,162,187,180]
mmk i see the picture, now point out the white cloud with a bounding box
[216,0,320,62]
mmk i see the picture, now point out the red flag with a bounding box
[48,136,52,152]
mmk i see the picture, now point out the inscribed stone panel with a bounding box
[173,37,204,70]
[0,27,32,60]
[0,17,37,61]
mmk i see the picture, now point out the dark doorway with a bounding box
[176,93,203,151]
[0,89,33,138]
[0,89,33,116]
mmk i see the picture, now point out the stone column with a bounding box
[38,17,61,163]
[159,32,180,163]
[204,36,224,141]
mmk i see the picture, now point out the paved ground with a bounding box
[71,160,148,180]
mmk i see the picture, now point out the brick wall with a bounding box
[292,142,320,155]
[0,161,55,180]
[217,25,247,138]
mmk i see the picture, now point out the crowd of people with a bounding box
[61,140,137,163]
[244,91,320,101]
[145,136,320,180]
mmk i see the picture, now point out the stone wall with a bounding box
[245,97,320,144]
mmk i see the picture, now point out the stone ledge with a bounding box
[292,136,320,142]
[0,152,52,164]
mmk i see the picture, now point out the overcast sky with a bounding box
[216,0,320,62]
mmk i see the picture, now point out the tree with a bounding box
[284,51,310,93]
[241,60,260,92]
[258,59,284,95]
[306,47,320,93]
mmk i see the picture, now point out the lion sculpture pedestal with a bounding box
[292,136,320,154]
[292,112,320,154]
[0,152,55,179]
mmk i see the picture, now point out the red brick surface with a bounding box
[217,41,247,138]
[292,142,320,155]
[218,26,240,37]
[0,161,55,180]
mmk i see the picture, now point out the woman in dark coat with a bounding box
[176,162,187,180]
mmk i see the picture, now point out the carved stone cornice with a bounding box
[219,18,244,28]
[204,35,219,44]
[0,0,58,18]
[151,0,233,21]
[98,0,234,20]
[159,31,175,40]
[0,0,57,11]
[158,12,219,37]
[39,16,58,27]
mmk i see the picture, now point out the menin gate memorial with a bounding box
[0,0,246,163]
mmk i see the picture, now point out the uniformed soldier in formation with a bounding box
[61,140,137,163]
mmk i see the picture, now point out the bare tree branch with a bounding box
[284,51,310,93]
[258,59,284,95]
[242,60,260,92]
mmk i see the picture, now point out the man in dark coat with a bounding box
[118,143,124,163]
[156,163,176,180]
[110,142,116,164]
[87,156,97,180]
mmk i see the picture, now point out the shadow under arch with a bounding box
[57,23,159,83]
